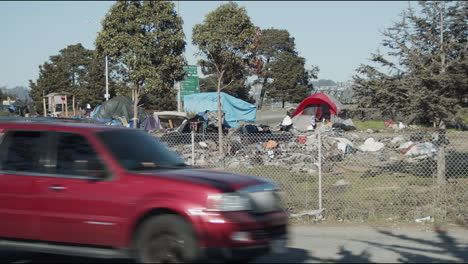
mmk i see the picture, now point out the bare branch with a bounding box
[208,53,221,74]
[221,79,234,90]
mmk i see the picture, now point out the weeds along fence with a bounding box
[153,127,468,224]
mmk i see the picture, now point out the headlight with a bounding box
[206,193,252,212]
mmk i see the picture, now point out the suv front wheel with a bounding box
[135,214,200,263]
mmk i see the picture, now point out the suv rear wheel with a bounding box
[135,215,200,263]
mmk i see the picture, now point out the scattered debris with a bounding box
[334,179,350,186]
[384,120,395,128]
[154,123,452,180]
[398,122,407,130]
[333,137,354,153]
[264,140,278,149]
[290,208,326,218]
[391,136,406,144]
[358,138,385,152]
[399,141,417,154]
[405,142,438,157]
[415,216,434,223]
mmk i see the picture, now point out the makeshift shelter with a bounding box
[292,93,343,119]
[183,92,256,128]
[91,96,148,125]
[291,93,344,131]
[44,92,76,117]
[153,111,187,129]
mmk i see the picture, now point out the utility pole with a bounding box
[439,1,445,74]
[175,0,182,112]
[105,55,110,101]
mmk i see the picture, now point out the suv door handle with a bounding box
[49,185,66,191]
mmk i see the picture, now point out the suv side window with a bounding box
[54,132,107,179]
[0,130,46,173]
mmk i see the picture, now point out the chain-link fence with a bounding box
[152,127,468,224]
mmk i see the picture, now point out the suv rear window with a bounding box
[97,129,187,171]
[0,130,46,173]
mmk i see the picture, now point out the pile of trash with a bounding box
[154,122,453,176]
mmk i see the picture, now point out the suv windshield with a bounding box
[97,129,188,171]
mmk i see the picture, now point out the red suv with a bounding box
[0,120,288,263]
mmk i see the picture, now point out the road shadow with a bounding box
[253,248,310,263]
[2,227,467,263]
[351,226,468,263]
[255,246,373,263]
[256,226,467,263]
[0,250,131,263]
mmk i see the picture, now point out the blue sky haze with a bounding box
[0,1,410,88]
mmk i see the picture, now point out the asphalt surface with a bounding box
[1,224,467,263]
[255,110,286,126]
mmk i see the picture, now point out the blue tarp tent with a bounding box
[183,92,256,128]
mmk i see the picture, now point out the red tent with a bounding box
[291,93,342,119]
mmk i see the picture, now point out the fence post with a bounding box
[436,128,447,185]
[191,123,195,166]
[317,128,322,210]
[437,146,446,185]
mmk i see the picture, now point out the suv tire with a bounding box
[135,214,200,263]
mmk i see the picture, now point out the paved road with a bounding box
[1,224,467,263]
[256,110,286,126]
[254,224,468,263]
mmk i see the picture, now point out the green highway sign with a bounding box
[183,65,198,76]
[180,65,199,100]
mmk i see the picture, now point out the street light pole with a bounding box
[175,0,181,112]
[105,55,109,101]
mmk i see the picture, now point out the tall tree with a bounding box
[29,44,117,114]
[29,49,72,114]
[96,0,186,126]
[353,1,467,126]
[0,89,7,101]
[254,28,296,109]
[78,51,118,107]
[192,2,256,154]
[266,51,312,108]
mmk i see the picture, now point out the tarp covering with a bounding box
[92,96,148,123]
[183,92,256,128]
[292,93,343,118]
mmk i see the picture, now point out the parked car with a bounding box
[0,119,288,263]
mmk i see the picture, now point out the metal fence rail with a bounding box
[152,127,468,223]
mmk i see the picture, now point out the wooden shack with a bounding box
[43,92,76,117]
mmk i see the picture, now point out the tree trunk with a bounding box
[217,71,225,156]
[282,100,285,109]
[257,78,268,110]
[437,145,446,185]
[133,84,140,128]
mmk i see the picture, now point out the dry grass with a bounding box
[225,164,468,224]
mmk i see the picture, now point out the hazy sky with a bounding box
[0,1,411,88]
